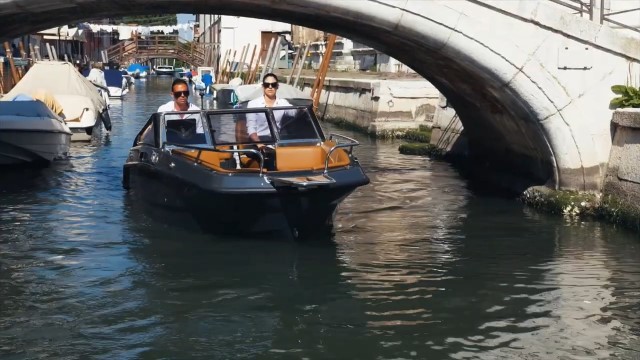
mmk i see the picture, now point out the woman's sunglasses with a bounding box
[262,82,279,89]
[173,91,190,98]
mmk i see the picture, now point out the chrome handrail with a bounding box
[324,133,360,175]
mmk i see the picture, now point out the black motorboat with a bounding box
[123,105,369,237]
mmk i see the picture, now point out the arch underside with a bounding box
[1,0,592,191]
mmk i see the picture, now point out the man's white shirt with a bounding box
[157,100,203,133]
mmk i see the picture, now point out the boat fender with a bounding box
[102,110,112,132]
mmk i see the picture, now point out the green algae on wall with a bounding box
[521,186,640,232]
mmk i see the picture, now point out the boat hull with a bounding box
[67,109,109,141]
[123,152,368,236]
[0,130,71,165]
[155,70,175,76]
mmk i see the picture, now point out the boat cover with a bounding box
[104,69,125,88]
[1,61,107,113]
[0,100,61,119]
[127,64,150,73]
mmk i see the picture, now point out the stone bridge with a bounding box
[1,0,639,191]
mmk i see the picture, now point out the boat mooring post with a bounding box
[259,37,276,82]
[3,42,20,87]
[199,89,206,109]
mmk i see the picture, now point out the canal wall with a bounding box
[429,95,466,158]
[603,109,640,209]
[294,75,440,136]
[522,108,640,231]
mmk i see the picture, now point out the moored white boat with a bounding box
[104,69,129,99]
[1,61,111,142]
[155,65,174,76]
[0,100,72,165]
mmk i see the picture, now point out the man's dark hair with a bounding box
[262,73,278,83]
[171,78,189,91]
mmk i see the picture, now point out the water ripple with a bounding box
[1,77,640,359]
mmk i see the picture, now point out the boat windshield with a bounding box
[163,112,208,146]
[206,106,322,146]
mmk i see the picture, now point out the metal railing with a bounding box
[550,0,640,33]
[324,133,360,174]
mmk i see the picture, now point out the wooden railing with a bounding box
[106,35,215,67]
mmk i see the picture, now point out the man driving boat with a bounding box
[141,79,202,145]
[159,79,203,140]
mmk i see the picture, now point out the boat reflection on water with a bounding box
[123,103,369,238]
[122,197,378,358]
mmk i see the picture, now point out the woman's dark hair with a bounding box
[262,73,278,83]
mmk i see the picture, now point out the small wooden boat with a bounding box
[123,104,369,237]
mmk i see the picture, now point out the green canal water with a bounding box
[1,76,639,359]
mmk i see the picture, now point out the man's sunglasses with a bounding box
[173,91,190,98]
[262,82,279,89]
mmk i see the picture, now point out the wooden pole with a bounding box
[233,45,246,79]
[3,42,20,87]
[18,41,27,59]
[293,43,311,89]
[0,58,5,94]
[218,49,230,83]
[251,49,262,83]
[268,37,281,73]
[222,50,237,83]
[311,34,336,114]
[259,37,276,84]
[243,45,257,83]
[237,43,250,82]
[287,45,303,85]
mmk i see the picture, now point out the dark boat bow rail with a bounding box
[324,133,359,175]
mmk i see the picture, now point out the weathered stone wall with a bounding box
[430,95,466,157]
[603,109,640,208]
[296,76,439,135]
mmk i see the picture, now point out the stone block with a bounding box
[612,108,640,128]
[604,109,640,204]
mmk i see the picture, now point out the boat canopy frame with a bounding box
[133,106,360,175]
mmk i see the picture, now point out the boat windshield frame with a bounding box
[134,106,326,151]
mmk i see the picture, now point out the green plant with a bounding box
[610,85,640,109]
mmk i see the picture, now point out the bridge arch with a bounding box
[3,0,639,191]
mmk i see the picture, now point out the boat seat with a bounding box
[173,149,255,172]
[174,149,222,168]
[275,144,350,171]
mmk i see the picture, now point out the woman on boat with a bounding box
[245,73,295,143]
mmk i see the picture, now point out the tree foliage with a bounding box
[112,15,177,26]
